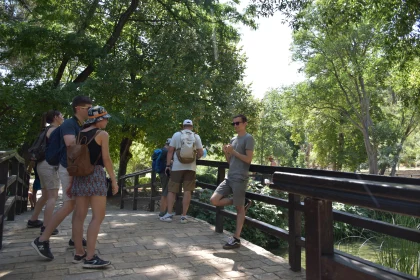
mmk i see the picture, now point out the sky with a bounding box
[236,11,305,100]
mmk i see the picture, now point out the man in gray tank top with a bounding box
[210,114,255,249]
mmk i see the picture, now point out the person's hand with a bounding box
[66,183,72,198]
[111,181,119,195]
[165,167,171,177]
[225,144,234,154]
[223,144,229,154]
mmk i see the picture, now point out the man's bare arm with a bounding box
[166,146,175,166]
[63,135,76,147]
[226,144,253,164]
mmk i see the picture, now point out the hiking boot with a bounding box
[73,251,87,264]
[223,236,241,250]
[159,213,173,222]
[69,238,87,248]
[83,255,111,269]
[31,237,54,260]
[40,226,59,236]
[244,198,253,212]
[180,216,188,224]
[27,219,43,228]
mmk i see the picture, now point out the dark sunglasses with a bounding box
[231,122,242,126]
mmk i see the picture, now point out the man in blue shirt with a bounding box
[32,96,93,260]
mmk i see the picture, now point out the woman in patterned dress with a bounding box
[70,106,118,268]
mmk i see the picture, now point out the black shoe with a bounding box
[223,236,241,250]
[40,226,59,236]
[31,237,54,260]
[244,198,253,212]
[73,251,87,264]
[69,238,87,247]
[83,255,111,268]
[27,219,43,228]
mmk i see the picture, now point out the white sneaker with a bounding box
[159,213,173,222]
[180,216,188,224]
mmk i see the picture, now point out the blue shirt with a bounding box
[59,116,83,167]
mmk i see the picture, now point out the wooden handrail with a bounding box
[0,150,29,250]
[119,159,420,279]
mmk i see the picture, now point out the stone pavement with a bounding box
[0,201,306,280]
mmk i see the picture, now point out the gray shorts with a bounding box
[159,173,169,197]
[215,179,248,206]
[59,164,74,202]
[37,160,60,190]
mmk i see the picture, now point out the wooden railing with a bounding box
[0,150,30,250]
[119,160,420,279]
[119,168,185,214]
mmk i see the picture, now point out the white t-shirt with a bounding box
[169,130,203,171]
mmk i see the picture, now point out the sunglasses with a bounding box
[231,122,243,126]
[78,106,92,110]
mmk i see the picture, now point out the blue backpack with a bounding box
[45,127,63,166]
[151,149,165,173]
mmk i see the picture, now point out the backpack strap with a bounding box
[76,129,103,165]
[90,130,102,165]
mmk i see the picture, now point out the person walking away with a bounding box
[268,156,277,166]
[69,106,118,268]
[32,96,92,260]
[160,119,204,223]
[158,138,172,218]
[28,110,64,235]
[210,114,255,249]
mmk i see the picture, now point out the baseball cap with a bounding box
[166,138,172,144]
[183,119,193,126]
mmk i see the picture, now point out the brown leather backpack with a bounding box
[66,130,101,177]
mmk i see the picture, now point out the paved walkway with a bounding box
[0,202,306,280]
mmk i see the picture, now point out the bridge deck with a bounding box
[0,202,305,280]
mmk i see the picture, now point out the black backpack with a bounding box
[28,126,53,162]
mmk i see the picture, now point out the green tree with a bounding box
[1,0,259,176]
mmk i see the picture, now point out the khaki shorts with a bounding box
[167,170,196,193]
[59,164,74,202]
[215,179,248,206]
[37,160,60,190]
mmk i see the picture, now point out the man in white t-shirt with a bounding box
[160,119,204,223]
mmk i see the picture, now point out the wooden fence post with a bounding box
[288,193,302,272]
[0,161,9,249]
[304,197,334,280]
[8,159,18,219]
[215,167,225,233]
[18,162,27,213]
[133,175,139,210]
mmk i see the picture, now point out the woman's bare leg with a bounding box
[73,196,89,256]
[86,196,106,259]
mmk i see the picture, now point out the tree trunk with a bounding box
[118,137,133,189]
[73,0,139,85]
[336,132,344,171]
[389,145,403,177]
[361,128,378,174]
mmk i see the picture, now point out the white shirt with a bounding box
[169,130,203,171]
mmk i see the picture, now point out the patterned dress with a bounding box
[71,129,107,197]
